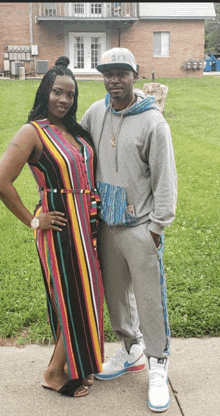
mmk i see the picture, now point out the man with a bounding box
[81,48,177,413]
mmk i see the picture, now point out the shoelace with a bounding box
[149,369,166,387]
[108,348,128,366]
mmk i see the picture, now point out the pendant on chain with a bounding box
[111,138,116,147]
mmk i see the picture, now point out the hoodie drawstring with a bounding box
[98,91,158,173]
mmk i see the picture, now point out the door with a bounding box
[69,32,106,73]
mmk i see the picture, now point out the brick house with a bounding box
[0,2,215,78]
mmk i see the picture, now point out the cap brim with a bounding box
[96,63,136,73]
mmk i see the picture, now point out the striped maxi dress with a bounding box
[28,119,104,380]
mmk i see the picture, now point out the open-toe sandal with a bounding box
[82,374,94,386]
[74,384,89,397]
[42,378,89,397]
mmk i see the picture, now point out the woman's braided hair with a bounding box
[27,56,94,149]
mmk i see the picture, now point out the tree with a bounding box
[205,3,220,53]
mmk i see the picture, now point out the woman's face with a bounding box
[47,75,75,122]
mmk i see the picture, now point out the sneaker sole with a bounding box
[148,398,171,413]
[95,362,146,380]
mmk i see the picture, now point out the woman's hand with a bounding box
[37,212,67,231]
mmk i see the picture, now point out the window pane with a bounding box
[91,3,102,14]
[153,32,161,56]
[74,36,84,68]
[161,33,170,56]
[153,32,170,56]
[91,37,101,68]
[75,3,85,14]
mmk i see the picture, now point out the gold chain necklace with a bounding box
[110,94,136,147]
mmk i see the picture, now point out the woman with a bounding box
[0,56,104,397]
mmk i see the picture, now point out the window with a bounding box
[113,2,121,16]
[74,36,84,69]
[91,37,101,68]
[74,3,85,15]
[153,32,170,57]
[44,3,57,16]
[91,3,102,16]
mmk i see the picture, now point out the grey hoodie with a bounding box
[81,89,177,235]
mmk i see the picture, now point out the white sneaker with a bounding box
[95,343,146,380]
[147,357,170,413]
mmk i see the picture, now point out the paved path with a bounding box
[0,338,219,416]
[203,71,220,75]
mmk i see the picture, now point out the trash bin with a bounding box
[212,54,220,71]
[211,61,217,71]
[208,54,218,71]
[203,56,212,72]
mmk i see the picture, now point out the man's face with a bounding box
[103,67,138,102]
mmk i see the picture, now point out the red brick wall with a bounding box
[0,3,205,78]
[0,3,31,73]
[117,20,204,78]
[0,3,65,75]
[0,3,29,44]
[32,3,65,69]
[110,28,120,49]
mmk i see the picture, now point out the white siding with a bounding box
[139,3,216,19]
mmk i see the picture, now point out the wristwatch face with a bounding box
[31,217,40,230]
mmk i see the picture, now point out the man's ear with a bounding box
[133,71,139,83]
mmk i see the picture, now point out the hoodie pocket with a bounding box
[96,181,138,226]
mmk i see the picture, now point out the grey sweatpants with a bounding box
[98,221,171,359]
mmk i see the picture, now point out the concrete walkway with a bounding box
[0,338,219,416]
[203,71,220,76]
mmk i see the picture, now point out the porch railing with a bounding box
[38,3,138,19]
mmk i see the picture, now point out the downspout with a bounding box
[136,2,139,18]
[118,28,120,47]
[29,2,33,45]
[29,3,35,75]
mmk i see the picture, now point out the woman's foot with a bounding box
[43,374,89,397]
[83,374,94,386]
[44,368,69,391]
[74,384,89,397]
[64,363,94,387]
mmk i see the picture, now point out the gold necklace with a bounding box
[110,94,136,147]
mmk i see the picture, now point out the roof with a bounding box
[139,3,216,20]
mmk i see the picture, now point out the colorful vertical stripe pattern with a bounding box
[29,119,104,380]
[158,233,171,355]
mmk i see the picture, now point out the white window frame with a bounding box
[74,3,86,16]
[90,3,102,17]
[153,32,170,57]
[69,32,106,73]
[90,36,102,68]
[73,36,85,69]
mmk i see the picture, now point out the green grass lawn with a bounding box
[0,76,220,345]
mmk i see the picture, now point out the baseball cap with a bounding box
[96,48,137,73]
